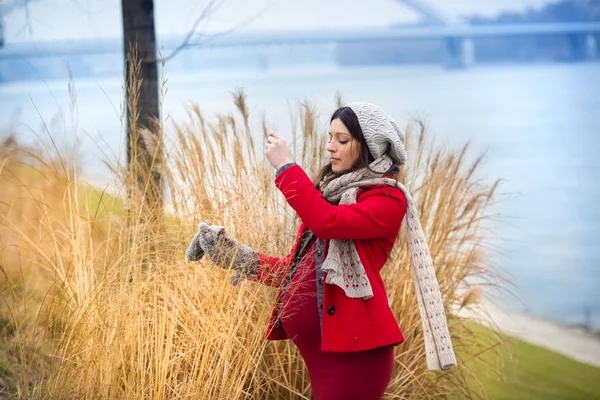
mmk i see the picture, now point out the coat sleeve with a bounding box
[246,225,304,287]
[275,165,406,240]
[247,252,293,287]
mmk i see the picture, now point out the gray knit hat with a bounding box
[346,102,407,166]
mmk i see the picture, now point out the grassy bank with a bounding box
[457,322,600,400]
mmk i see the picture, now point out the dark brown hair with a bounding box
[312,106,399,188]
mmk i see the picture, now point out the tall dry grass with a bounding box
[0,74,508,398]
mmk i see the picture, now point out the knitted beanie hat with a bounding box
[346,102,407,166]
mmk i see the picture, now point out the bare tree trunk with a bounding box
[121,0,162,216]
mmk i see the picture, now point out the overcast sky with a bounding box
[5,0,554,43]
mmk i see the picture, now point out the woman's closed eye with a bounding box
[327,138,349,144]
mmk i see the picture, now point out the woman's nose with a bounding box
[326,141,335,153]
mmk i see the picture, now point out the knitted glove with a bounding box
[186,230,206,262]
[186,222,259,286]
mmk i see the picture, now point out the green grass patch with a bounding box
[455,321,600,400]
[78,181,125,220]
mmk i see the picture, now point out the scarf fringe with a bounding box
[322,269,374,299]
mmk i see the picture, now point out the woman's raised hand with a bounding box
[265,131,293,170]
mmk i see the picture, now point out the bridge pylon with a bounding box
[445,37,474,69]
[396,0,475,68]
[567,33,598,61]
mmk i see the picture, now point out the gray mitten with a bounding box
[186,230,206,262]
[189,222,259,286]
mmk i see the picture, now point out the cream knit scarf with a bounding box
[318,155,457,371]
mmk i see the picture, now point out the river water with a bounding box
[1,62,599,329]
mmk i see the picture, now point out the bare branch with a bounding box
[159,0,223,62]
[0,0,40,38]
[0,0,38,14]
[155,0,282,64]
[3,0,281,65]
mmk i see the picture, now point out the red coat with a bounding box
[248,164,407,352]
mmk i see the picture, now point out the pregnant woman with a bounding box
[186,102,456,399]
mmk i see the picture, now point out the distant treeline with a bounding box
[340,0,600,66]
[469,0,600,24]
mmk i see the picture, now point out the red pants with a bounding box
[280,243,395,400]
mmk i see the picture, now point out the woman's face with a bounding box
[327,118,361,174]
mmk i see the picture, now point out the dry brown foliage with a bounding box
[0,80,509,398]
